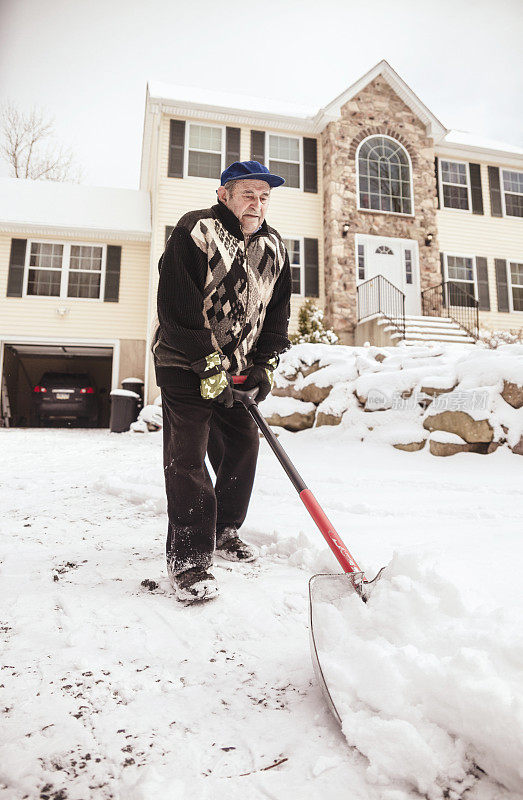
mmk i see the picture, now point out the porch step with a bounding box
[377,314,476,345]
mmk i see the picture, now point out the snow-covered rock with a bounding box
[267,343,523,456]
[258,395,316,431]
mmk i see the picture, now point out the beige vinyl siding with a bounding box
[0,232,150,340]
[436,160,523,332]
[154,115,324,332]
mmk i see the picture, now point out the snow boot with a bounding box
[215,527,259,562]
[168,564,219,603]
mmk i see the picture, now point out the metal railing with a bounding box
[357,274,406,339]
[421,281,479,340]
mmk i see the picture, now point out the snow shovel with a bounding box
[232,376,385,726]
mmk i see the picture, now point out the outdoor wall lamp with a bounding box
[425,232,433,247]
[342,223,350,237]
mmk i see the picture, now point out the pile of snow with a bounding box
[314,553,523,798]
[263,342,523,455]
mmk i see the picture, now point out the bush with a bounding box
[290,300,339,345]
[478,327,523,348]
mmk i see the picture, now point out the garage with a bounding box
[0,341,116,428]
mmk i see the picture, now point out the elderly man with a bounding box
[152,160,291,603]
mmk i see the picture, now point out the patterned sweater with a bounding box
[153,200,291,386]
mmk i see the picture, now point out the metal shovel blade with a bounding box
[308,569,386,727]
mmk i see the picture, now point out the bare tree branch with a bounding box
[0,101,84,183]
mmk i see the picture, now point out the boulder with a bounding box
[259,396,316,432]
[272,383,301,400]
[420,382,457,397]
[393,440,426,452]
[300,361,321,378]
[429,438,471,457]
[429,432,471,457]
[263,409,315,431]
[423,410,494,443]
[316,411,342,427]
[501,380,523,409]
[299,383,332,404]
[511,436,523,456]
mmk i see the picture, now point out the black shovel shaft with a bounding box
[248,402,307,494]
[232,384,307,493]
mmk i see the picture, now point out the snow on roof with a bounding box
[147,80,318,121]
[0,178,151,237]
[440,129,523,157]
[148,72,523,159]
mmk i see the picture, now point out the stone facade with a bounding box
[322,76,441,342]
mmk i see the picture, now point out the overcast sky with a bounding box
[1,0,522,190]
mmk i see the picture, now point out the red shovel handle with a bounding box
[232,374,362,575]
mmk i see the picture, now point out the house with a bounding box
[0,179,151,425]
[1,60,522,423]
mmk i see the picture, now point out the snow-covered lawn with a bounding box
[1,426,522,800]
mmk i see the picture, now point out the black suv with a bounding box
[33,372,100,426]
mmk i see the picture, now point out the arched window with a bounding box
[357,136,412,215]
[375,245,394,254]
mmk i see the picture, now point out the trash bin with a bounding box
[109,389,141,433]
[121,377,144,401]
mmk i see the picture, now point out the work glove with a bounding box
[191,351,234,408]
[241,354,279,404]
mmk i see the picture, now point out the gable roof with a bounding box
[0,178,151,241]
[146,60,447,138]
[320,60,447,139]
[141,62,523,188]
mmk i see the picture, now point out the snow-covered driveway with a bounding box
[1,427,522,799]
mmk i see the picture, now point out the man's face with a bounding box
[217,179,271,235]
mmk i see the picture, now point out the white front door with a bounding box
[356,234,420,315]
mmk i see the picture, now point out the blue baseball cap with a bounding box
[220,160,285,188]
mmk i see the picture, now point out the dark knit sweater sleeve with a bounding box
[255,248,291,355]
[157,225,214,362]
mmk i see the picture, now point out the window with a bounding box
[445,255,476,306]
[27,242,63,296]
[502,170,523,218]
[510,262,523,311]
[187,124,223,179]
[24,240,106,300]
[68,245,103,298]
[440,161,470,210]
[404,249,413,285]
[283,238,303,294]
[358,136,412,215]
[269,135,300,188]
[357,244,365,280]
[375,245,393,255]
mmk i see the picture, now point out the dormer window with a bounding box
[357,135,413,215]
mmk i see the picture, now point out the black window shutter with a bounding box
[495,259,509,312]
[488,166,503,217]
[168,119,185,178]
[434,157,440,209]
[475,257,490,310]
[250,130,265,164]
[165,226,174,246]
[304,238,319,297]
[225,127,241,167]
[7,238,27,297]
[104,245,121,302]
[440,252,445,281]
[303,138,318,193]
[469,163,484,214]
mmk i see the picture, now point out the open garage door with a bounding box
[1,342,114,428]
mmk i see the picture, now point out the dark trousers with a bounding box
[161,382,260,575]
